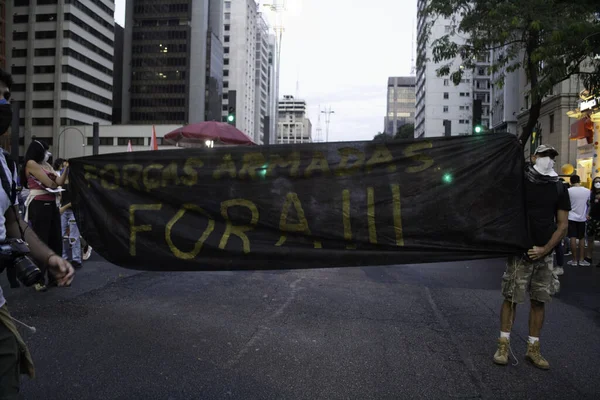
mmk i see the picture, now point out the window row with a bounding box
[131,57,186,68]
[132,70,186,81]
[61,100,111,121]
[130,97,186,108]
[130,84,186,94]
[65,0,113,32]
[84,137,165,146]
[64,30,113,62]
[134,19,186,28]
[133,4,189,15]
[10,65,55,74]
[65,13,114,46]
[63,65,113,92]
[132,30,188,41]
[130,112,185,122]
[62,82,112,106]
[131,43,188,54]
[63,48,113,77]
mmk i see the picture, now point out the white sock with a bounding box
[500,331,510,339]
[528,336,539,344]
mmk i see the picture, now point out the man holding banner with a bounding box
[494,145,570,370]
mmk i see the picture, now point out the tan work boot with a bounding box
[493,337,509,365]
[526,341,550,370]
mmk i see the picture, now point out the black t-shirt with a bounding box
[589,192,600,220]
[61,182,71,206]
[525,179,571,247]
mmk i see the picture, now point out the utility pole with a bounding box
[315,105,323,142]
[321,106,335,142]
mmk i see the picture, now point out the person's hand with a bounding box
[48,255,74,286]
[527,246,548,261]
[588,215,591,220]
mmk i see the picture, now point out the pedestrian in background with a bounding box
[586,176,600,267]
[55,159,83,269]
[21,140,69,291]
[567,175,590,267]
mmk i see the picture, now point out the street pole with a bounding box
[93,122,99,155]
[321,106,335,142]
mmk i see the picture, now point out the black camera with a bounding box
[0,239,41,286]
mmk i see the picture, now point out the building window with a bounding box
[443,92,449,99]
[549,114,555,133]
[118,138,144,146]
[13,31,28,40]
[224,12,231,20]
[34,65,55,74]
[478,68,485,75]
[33,100,54,108]
[443,79,449,86]
[443,106,449,113]
[34,48,56,57]
[224,47,229,54]
[224,36,230,43]
[35,31,57,39]
[87,137,114,146]
[444,25,451,32]
[32,118,53,126]
[225,25,230,31]
[224,70,229,77]
[524,95,529,109]
[13,15,29,23]
[14,0,30,5]
[225,1,231,8]
[37,0,58,4]
[36,13,57,22]
[34,82,55,91]
[11,66,26,75]
[12,49,27,58]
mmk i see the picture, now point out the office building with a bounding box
[0,0,5,69]
[266,33,279,144]
[415,1,491,138]
[205,0,224,122]
[7,0,115,151]
[122,0,223,125]
[277,95,312,144]
[385,76,416,135]
[222,0,258,140]
[254,12,275,145]
[112,23,124,124]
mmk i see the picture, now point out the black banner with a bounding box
[69,134,528,271]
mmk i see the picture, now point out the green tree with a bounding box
[419,0,600,145]
[373,132,392,142]
[395,123,414,140]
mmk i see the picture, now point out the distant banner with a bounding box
[69,134,528,271]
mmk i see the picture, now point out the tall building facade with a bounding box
[253,12,275,145]
[222,0,257,140]
[0,0,5,69]
[416,1,491,138]
[112,23,124,124]
[277,95,311,144]
[122,0,223,125]
[266,33,279,144]
[384,76,416,135]
[7,0,115,150]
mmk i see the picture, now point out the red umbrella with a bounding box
[164,121,256,147]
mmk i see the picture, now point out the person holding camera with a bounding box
[0,69,74,397]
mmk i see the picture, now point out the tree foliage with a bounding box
[396,123,414,140]
[419,0,600,144]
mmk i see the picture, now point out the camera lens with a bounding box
[14,256,42,287]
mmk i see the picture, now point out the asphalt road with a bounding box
[2,255,599,400]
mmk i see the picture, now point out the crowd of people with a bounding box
[552,174,600,276]
[7,139,92,292]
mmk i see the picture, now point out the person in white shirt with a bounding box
[567,175,591,266]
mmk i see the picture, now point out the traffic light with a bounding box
[227,107,235,124]
[227,90,236,126]
[442,172,453,184]
[473,99,483,134]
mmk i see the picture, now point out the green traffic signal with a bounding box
[474,125,483,134]
[442,173,453,184]
[227,114,235,123]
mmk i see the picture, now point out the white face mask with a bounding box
[595,182,600,189]
[533,156,557,177]
[43,151,51,163]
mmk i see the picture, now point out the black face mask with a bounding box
[0,103,12,136]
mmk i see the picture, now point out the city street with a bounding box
[2,255,599,400]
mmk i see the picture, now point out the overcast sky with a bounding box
[115,0,417,142]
